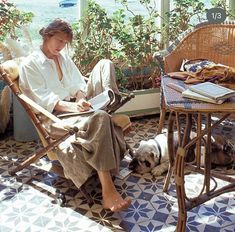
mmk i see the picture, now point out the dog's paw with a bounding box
[151,167,163,176]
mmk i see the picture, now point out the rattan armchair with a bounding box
[155,21,235,134]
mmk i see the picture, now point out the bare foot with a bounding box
[102,192,131,212]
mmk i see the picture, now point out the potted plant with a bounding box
[0,1,33,41]
[72,0,162,116]
[72,0,229,116]
[0,1,34,60]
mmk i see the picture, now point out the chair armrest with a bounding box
[153,50,168,75]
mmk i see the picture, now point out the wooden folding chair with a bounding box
[0,58,133,203]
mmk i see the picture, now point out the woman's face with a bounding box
[44,32,70,57]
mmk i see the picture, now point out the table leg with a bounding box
[163,111,184,192]
[195,114,202,168]
[175,113,193,232]
[205,114,212,193]
[175,147,187,232]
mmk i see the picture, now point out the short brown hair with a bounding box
[39,18,73,43]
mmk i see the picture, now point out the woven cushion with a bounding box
[0,57,24,81]
[183,59,216,72]
[1,60,19,81]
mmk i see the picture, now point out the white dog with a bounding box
[129,133,170,176]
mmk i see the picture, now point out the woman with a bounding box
[19,18,131,212]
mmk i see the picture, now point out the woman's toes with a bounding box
[110,198,131,212]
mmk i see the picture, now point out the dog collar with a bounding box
[155,140,162,165]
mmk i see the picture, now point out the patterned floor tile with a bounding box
[0,115,235,231]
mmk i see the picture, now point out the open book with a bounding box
[189,82,235,101]
[58,89,115,118]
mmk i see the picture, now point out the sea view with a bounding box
[9,0,213,46]
[9,0,159,45]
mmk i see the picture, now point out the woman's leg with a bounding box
[97,170,131,212]
[86,59,120,99]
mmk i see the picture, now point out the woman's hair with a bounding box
[39,18,73,43]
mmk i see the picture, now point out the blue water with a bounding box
[9,0,212,46]
[9,0,160,45]
[10,0,150,23]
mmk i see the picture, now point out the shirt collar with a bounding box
[37,47,66,64]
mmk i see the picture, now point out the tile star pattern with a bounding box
[0,115,235,231]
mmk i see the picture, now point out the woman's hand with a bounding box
[55,99,92,113]
[77,98,91,111]
[75,90,91,112]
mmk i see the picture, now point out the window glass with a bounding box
[9,0,159,46]
[8,0,222,47]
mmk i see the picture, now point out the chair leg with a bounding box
[163,165,173,192]
[49,161,93,204]
[9,130,75,175]
[9,150,47,175]
[157,108,166,134]
[163,111,175,192]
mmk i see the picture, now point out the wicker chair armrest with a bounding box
[153,50,168,75]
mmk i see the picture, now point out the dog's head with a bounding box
[129,139,161,174]
[210,135,235,166]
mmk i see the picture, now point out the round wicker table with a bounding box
[161,77,235,232]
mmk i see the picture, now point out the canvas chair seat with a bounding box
[155,21,235,133]
[0,58,132,171]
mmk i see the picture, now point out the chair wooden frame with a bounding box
[0,66,79,173]
[0,60,134,203]
[155,21,235,134]
[0,65,98,203]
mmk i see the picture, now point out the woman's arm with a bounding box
[55,98,91,112]
[19,51,90,113]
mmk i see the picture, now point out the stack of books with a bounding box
[182,82,235,104]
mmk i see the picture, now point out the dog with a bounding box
[128,133,171,176]
[129,132,235,176]
[202,134,235,167]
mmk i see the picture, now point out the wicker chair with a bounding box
[155,21,235,133]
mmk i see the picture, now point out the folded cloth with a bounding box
[168,65,235,84]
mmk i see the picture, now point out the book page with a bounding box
[89,89,114,110]
[57,89,114,118]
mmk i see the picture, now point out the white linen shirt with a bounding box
[19,49,87,112]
